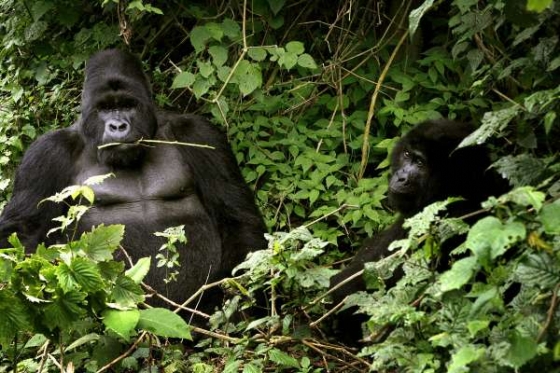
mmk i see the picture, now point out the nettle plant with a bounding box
[0,177,191,372]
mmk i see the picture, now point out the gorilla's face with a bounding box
[80,50,158,168]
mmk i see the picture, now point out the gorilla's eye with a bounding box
[404,150,411,158]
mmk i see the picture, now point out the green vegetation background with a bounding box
[1,0,560,372]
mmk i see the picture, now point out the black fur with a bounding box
[329,119,506,341]
[0,49,267,317]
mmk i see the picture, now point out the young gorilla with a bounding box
[329,119,506,340]
[0,49,267,316]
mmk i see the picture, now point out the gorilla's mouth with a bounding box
[98,142,146,168]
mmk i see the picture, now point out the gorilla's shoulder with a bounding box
[25,126,84,159]
[156,111,227,143]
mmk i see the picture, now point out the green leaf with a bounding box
[409,0,435,37]
[197,59,215,78]
[111,275,145,307]
[102,309,140,341]
[268,348,300,368]
[448,345,485,373]
[190,26,211,53]
[466,217,526,267]
[233,60,262,96]
[516,253,560,289]
[505,332,538,368]
[279,52,298,69]
[297,53,317,69]
[267,0,286,15]
[43,290,87,330]
[248,47,267,62]
[137,308,192,339]
[172,71,195,89]
[527,0,553,12]
[0,290,31,344]
[539,199,560,234]
[56,263,79,292]
[192,77,211,98]
[208,45,228,67]
[69,257,103,292]
[285,41,304,55]
[439,256,478,292]
[81,224,124,261]
[125,257,151,284]
[458,106,520,147]
[221,18,240,38]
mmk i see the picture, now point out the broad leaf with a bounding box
[440,256,478,292]
[102,309,140,341]
[466,217,525,267]
[81,224,124,261]
[125,257,151,284]
[137,308,191,339]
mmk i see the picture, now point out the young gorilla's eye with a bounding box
[404,150,411,158]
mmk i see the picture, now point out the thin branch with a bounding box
[358,30,409,180]
[98,138,215,150]
[96,332,148,373]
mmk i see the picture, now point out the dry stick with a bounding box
[37,339,50,373]
[537,283,560,342]
[358,30,409,181]
[98,139,215,150]
[309,295,349,328]
[302,203,355,229]
[305,339,371,370]
[190,326,242,343]
[175,275,245,312]
[95,331,148,373]
[302,339,364,372]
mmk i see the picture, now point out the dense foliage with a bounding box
[1,0,560,371]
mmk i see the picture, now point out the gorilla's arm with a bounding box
[329,218,407,303]
[161,113,267,265]
[0,129,82,249]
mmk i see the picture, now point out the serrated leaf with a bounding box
[466,217,526,267]
[190,26,211,53]
[138,308,191,339]
[285,41,304,55]
[279,52,298,69]
[505,332,538,368]
[0,290,31,343]
[192,77,211,98]
[43,290,87,330]
[102,309,140,341]
[297,53,317,69]
[197,59,215,78]
[539,199,560,234]
[233,60,262,96]
[56,263,79,292]
[82,224,124,261]
[248,47,267,62]
[268,348,300,368]
[516,253,560,288]
[221,18,240,38]
[111,275,144,307]
[69,257,103,292]
[440,256,478,292]
[125,257,151,284]
[208,45,228,67]
[458,106,520,147]
[448,345,485,373]
[409,0,434,37]
[171,71,195,89]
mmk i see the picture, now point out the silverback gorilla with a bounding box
[0,49,267,315]
[329,119,506,341]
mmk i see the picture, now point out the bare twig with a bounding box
[537,283,560,342]
[96,332,148,373]
[358,30,409,180]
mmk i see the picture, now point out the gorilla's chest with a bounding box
[73,145,200,228]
